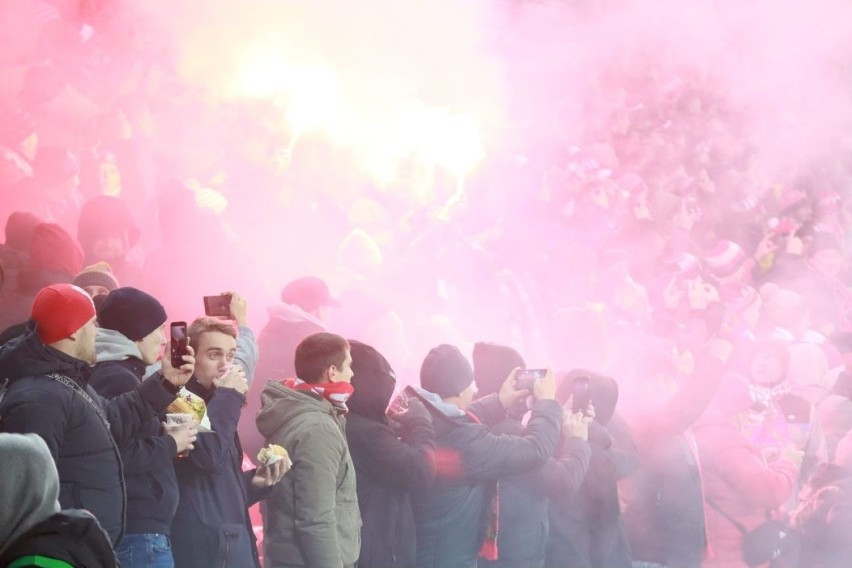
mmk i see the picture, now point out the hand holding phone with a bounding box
[170,321,189,368]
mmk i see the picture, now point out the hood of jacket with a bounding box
[0,323,89,383]
[0,433,60,557]
[94,328,143,363]
[558,369,619,426]
[347,340,395,423]
[256,380,337,440]
[266,302,327,329]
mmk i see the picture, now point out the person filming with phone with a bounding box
[408,343,564,568]
[472,342,592,568]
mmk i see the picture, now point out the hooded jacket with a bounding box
[0,325,179,544]
[240,302,326,465]
[0,432,118,567]
[256,380,362,568]
[546,372,636,568]
[411,389,562,568]
[89,328,179,537]
[345,341,437,568]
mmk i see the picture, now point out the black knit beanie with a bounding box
[472,342,526,398]
[420,344,474,399]
[97,287,167,341]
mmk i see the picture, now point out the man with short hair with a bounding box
[0,283,194,545]
[257,331,362,568]
[89,287,198,567]
[171,298,288,568]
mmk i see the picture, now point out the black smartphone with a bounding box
[516,369,547,392]
[572,376,591,414]
[203,295,231,318]
[170,321,188,368]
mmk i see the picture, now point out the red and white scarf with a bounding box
[284,377,354,414]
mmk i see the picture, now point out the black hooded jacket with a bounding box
[0,326,178,545]
[546,372,637,568]
[345,340,437,568]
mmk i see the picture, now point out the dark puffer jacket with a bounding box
[0,326,179,544]
[411,391,562,568]
[345,340,437,568]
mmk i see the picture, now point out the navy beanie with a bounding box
[97,287,167,341]
[420,344,474,399]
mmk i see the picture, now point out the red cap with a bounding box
[30,284,95,344]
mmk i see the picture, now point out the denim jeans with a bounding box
[116,533,174,568]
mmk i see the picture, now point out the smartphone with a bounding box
[170,321,188,368]
[516,369,547,392]
[571,376,591,414]
[203,295,231,318]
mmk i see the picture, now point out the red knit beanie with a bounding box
[31,284,95,344]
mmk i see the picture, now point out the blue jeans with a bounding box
[116,533,174,568]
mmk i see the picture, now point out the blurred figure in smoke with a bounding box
[0,212,42,298]
[4,145,81,231]
[693,375,803,568]
[76,195,145,289]
[547,371,637,568]
[620,335,732,568]
[0,103,38,192]
[240,276,340,465]
[473,342,591,568]
[0,222,83,336]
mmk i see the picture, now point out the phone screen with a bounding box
[516,369,547,392]
[170,321,188,368]
[572,376,591,414]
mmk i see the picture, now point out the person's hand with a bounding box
[161,345,195,387]
[498,367,529,410]
[754,234,778,260]
[224,291,248,326]
[786,235,804,256]
[781,444,805,468]
[562,411,592,441]
[213,365,249,395]
[251,457,290,489]
[708,337,734,363]
[533,368,557,401]
[393,397,432,425]
[662,276,685,310]
[163,421,198,455]
[686,278,719,310]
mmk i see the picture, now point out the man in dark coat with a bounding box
[89,287,198,567]
[345,340,437,568]
[171,310,288,568]
[0,283,193,545]
[472,342,592,568]
[410,344,563,568]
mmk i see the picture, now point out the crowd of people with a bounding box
[3,1,852,567]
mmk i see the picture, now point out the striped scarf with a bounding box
[284,377,354,414]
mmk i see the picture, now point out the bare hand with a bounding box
[534,368,557,401]
[163,421,198,454]
[780,444,804,468]
[251,457,290,488]
[563,411,591,441]
[161,345,196,387]
[213,365,249,395]
[498,367,529,410]
[224,291,248,326]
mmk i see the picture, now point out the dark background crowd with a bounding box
[3,0,852,567]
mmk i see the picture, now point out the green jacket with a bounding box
[256,381,361,568]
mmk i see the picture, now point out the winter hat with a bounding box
[33,146,78,186]
[420,344,474,399]
[4,211,42,252]
[30,283,95,344]
[281,277,340,313]
[704,240,747,279]
[28,223,84,276]
[77,195,141,251]
[72,262,119,292]
[97,287,167,341]
[472,342,525,398]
